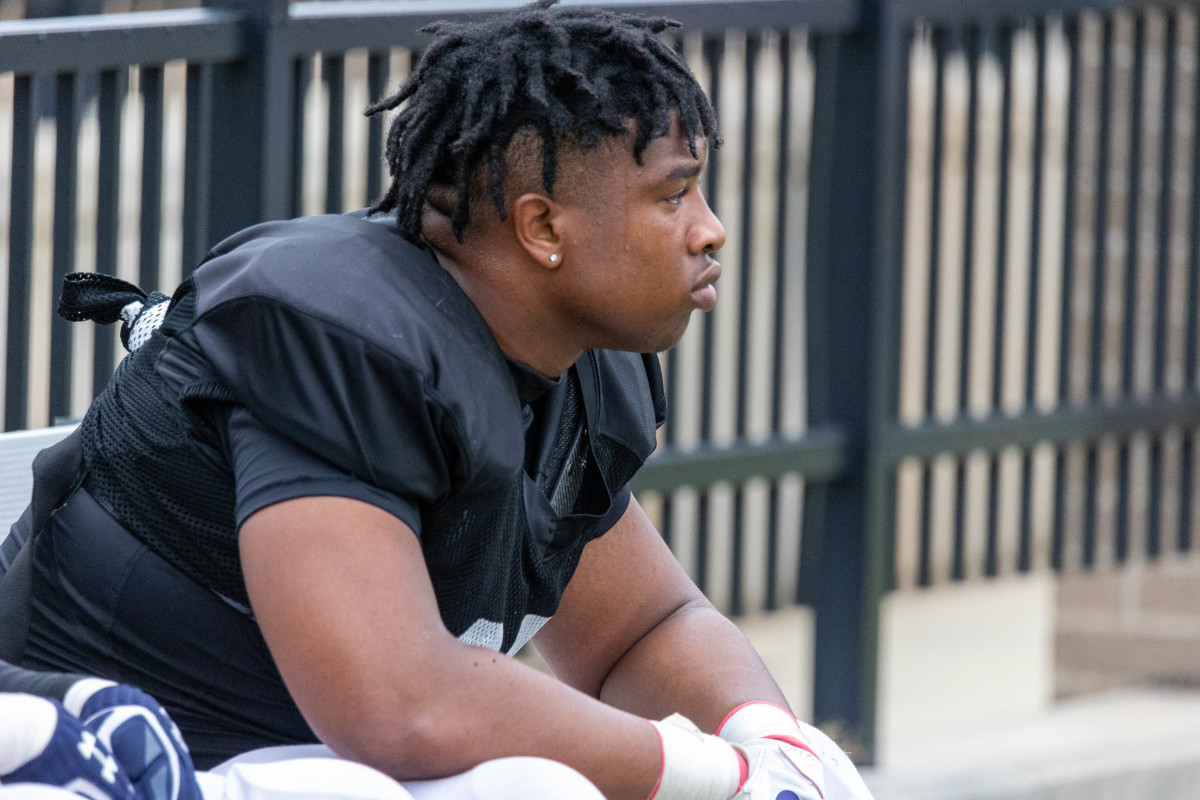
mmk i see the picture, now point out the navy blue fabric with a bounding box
[0,697,136,799]
[79,684,204,800]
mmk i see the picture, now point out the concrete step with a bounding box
[859,687,1200,800]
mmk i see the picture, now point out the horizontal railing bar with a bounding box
[0,9,244,74]
[880,394,1200,463]
[892,0,1189,27]
[630,425,851,493]
[287,0,858,54]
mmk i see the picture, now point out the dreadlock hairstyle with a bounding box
[365,0,720,241]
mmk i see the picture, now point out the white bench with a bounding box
[0,424,79,546]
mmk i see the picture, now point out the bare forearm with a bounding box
[597,599,789,732]
[325,638,661,800]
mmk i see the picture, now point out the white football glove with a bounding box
[789,720,875,800]
[647,714,748,800]
[717,703,875,800]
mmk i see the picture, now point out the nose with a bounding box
[694,195,726,255]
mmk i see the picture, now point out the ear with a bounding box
[510,192,566,270]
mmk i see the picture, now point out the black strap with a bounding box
[57,272,169,351]
[58,272,147,325]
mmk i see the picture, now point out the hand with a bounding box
[734,737,823,800]
[65,681,202,800]
[719,702,875,800]
[790,720,876,800]
[0,692,136,799]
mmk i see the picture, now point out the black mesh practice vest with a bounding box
[78,211,667,655]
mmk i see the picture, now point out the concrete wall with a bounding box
[1057,554,1200,698]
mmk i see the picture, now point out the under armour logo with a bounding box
[77,729,120,784]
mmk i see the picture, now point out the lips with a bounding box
[690,257,722,311]
[694,256,722,290]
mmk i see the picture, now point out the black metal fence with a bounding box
[4,0,1200,762]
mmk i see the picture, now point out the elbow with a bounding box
[350,705,465,777]
[310,687,465,781]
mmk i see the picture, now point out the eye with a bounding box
[666,186,690,205]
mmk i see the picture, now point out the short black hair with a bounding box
[366,0,720,241]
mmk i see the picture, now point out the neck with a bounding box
[428,247,582,378]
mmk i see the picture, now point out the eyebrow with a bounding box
[664,162,703,182]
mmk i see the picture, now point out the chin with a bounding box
[642,320,693,353]
[597,311,694,354]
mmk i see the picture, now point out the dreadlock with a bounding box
[365,0,720,241]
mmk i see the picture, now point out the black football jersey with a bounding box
[78,211,667,656]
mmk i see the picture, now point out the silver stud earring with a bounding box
[549,254,559,263]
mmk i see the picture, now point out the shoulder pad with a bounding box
[187,214,525,499]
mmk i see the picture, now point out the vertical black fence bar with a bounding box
[766,29,791,612]
[139,64,164,290]
[858,0,909,755]
[662,327,678,547]
[918,27,948,588]
[365,51,388,206]
[693,33,724,594]
[1120,13,1145,402]
[1181,8,1200,555]
[799,30,829,607]
[49,72,79,424]
[1186,3,1200,393]
[291,56,310,218]
[6,74,37,432]
[1083,14,1117,569]
[1151,10,1176,400]
[1053,15,1084,571]
[660,34,682,547]
[660,339,676,544]
[1183,433,1196,553]
[986,25,1014,578]
[1019,19,1048,574]
[1114,13,1146,566]
[663,0,683,470]
[808,0,906,759]
[730,33,760,617]
[92,68,122,397]
[183,63,214,275]
[203,0,293,239]
[953,26,978,582]
[1147,12,1177,560]
[324,53,344,214]
[1183,435,1196,554]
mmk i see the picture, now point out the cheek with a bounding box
[627,215,682,262]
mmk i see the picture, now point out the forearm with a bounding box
[302,635,662,800]
[597,599,788,732]
[243,496,746,800]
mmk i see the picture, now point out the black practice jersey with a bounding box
[78,211,667,656]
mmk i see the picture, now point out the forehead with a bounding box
[639,130,710,174]
[567,127,709,191]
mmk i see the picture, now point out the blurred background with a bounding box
[3,0,1200,796]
